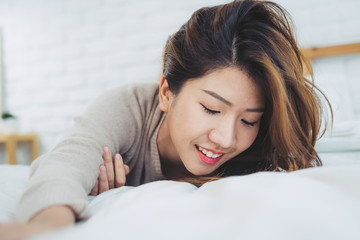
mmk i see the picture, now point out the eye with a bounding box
[200,103,220,115]
[241,119,256,127]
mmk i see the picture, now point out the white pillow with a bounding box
[312,57,355,123]
[316,120,360,152]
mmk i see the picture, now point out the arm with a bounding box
[29,205,75,227]
[16,86,140,223]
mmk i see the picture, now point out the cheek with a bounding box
[238,127,260,150]
[170,102,203,140]
[174,103,208,130]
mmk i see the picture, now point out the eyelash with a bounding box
[201,103,257,127]
[241,119,256,127]
[201,103,220,115]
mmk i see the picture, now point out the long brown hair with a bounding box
[162,0,332,186]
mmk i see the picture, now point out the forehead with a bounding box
[182,67,264,107]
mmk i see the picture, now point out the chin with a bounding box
[186,165,215,177]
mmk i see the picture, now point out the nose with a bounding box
[209,117,236,149]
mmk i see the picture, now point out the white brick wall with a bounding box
[0,0,359,164]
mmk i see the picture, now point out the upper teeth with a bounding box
[198,146,222,159]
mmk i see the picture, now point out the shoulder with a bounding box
[105,82,159,97]
[86,82,159,113]
[73,81,161,151]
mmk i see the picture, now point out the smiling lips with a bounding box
[196,145,225,165]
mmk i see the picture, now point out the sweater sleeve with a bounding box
[15,84,151,222]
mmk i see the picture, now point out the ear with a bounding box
[159,76,174,113]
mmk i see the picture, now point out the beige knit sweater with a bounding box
[15,82,165,222]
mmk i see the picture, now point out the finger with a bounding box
[124,164,130,175]
[99,165,109,194]
[103,147,115,189]
[114,154,126,187]
[89,179,99,196]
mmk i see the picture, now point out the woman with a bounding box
[1,0,330,238]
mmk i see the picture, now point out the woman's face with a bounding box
[158,67,265,177]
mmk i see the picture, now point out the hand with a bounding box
[89,147,130,196]
[0,222,53,240]
[0,205,75,240]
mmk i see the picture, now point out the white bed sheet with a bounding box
[0,151,360,240]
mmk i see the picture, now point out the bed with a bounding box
[1,43,360,240]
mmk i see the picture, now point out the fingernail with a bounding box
[100,165,105,173]
[115,154,121,161]
[104,147,109,154]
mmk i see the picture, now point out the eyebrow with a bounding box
[201,89,265,112]
[245,108,265,113]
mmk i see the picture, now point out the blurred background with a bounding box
[0,0,359,164]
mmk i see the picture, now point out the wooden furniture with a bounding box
[301,42,360,75]
[0,133,39,165]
